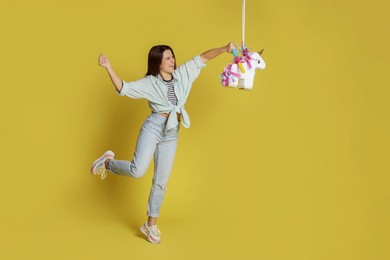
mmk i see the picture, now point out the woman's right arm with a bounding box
[98,53,123,93]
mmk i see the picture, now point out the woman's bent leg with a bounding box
[108,117,162,178]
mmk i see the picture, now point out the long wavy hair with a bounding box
[146,45,177,77]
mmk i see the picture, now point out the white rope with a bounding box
[242,0,246,47]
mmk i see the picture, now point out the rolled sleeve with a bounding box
[116,81,126,96]
[193,55,207,69]
[116,78,147,99]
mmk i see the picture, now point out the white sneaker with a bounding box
[90,150,114,180]
[140,221,161,244]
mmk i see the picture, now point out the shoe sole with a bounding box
[148,236,161,244]
[90,151,114,175]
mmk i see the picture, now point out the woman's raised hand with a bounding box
[98,53,111,68]
[225,42,237,54]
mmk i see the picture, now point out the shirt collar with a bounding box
[153,74,178,84]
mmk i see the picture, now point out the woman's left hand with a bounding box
[225,42,237,53]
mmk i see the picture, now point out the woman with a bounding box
[91,42,235,243]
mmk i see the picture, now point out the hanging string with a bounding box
[242,0,246,49]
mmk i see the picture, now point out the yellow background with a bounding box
[1,0,389,259]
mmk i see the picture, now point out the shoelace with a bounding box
[149,225,161,236]
[96,167,107,180]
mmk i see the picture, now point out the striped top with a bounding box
[163,78,178,106]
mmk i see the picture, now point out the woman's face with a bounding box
[159,50,175,75]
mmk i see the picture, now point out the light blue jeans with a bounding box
[108,113,179,218]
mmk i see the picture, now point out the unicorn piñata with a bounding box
[221,47,266,90]
[220,0,266,90]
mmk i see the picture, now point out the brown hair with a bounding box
[146,45,177,77]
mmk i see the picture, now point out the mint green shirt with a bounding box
[117,55,206,132]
